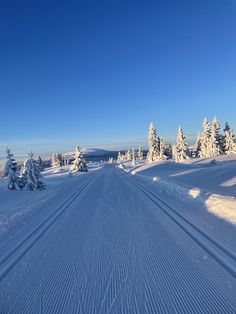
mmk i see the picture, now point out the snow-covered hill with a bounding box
[120,154,236,225]
[63,148,114,157]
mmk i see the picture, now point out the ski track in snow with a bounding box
[0,165,235,313]
[119,171,236,279]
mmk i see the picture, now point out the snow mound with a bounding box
[120,154,236,225]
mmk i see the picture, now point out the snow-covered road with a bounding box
[0,165,235,313]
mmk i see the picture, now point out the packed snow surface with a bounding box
[126,154,236,225]
[0,162,235,313]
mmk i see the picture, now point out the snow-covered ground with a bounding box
[0,160,235,313]
[0,162,102,241]
[121,155,236,225]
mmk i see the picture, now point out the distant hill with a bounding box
[63,148,118,161]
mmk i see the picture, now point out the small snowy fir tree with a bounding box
[20,152,46,190]
[199,118,212,157]
[70,146,88,172]
[126,149,132,161]
[52,153,62,167]
[147,122,160,163]
[131,149,136,166]
[173,126,190,162]
[163,139,172,159]
[194,133,201,157]
[209,116,222,156]
[117,152,123,163]
[138,145,143,160]
[108,157,114,164]
[0,164,4,178]
[159,137,168,160]
[37,156,44,171]
[4,147,20,190]
[224,122,236,154]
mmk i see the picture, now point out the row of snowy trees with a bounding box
[2,145,88,190]
[147,122,172,163]
[51,153,71,167]
[146,117,236,163]
[117,146,144,164]
[195,118,236,158]
[4,148,45,190]
[51,146,88,173]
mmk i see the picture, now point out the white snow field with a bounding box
[127,154,236,225]
[0,162,236,313]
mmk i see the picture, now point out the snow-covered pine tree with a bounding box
[37,156,44,171]
[138,145,143,160]
[173,126,190,162]
[38,156,43,166]
[224,122,230,133]
[117,152,123,163]
[108,157,114,164]
[4,147,20,190]
[194,133,201,157]
[20,152,46,190]
[210,116,222,156]
[126,149,132,161]
[224,122,236,154]
[52,153,62,167]
[0,165,3,178]
[131,149,136,166]
[163,139,172,159]
[70,146,88,172]
[147,122,160,163]
[199,118,211,158]
[159,137,168,160]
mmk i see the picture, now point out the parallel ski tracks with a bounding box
[0,175,94,283]
[119,170,236,279]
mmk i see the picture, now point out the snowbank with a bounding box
[123,155,236,225]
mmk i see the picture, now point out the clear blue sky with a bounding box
[0,0,236,157]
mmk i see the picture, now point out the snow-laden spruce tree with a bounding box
[108,157,114,164]
[70,146,88,172]
[38,156,43,166]
[224,122,236,154]
[126,149,132,161]
[173,126,190,162]
[163,139,172,159]
[157,138,171,160]
[0,165,3,178]
[37,156,44,171]
[147,122,160,163]
[194,133,201,157]
[52,153,62,167]
[117,152,122,163]
[199,118,212,157]
[138,145,143,160]
[131,149,136,166]
[20,152,46,190]
[4,147,20,190]
[210,116,222,156]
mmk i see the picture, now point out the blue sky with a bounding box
[0,0,236,157]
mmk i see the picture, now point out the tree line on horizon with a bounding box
[1,116,236,189]
[116,117,236,165]
[0,145,88,190]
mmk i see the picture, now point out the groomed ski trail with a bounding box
[0,165,235,313]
